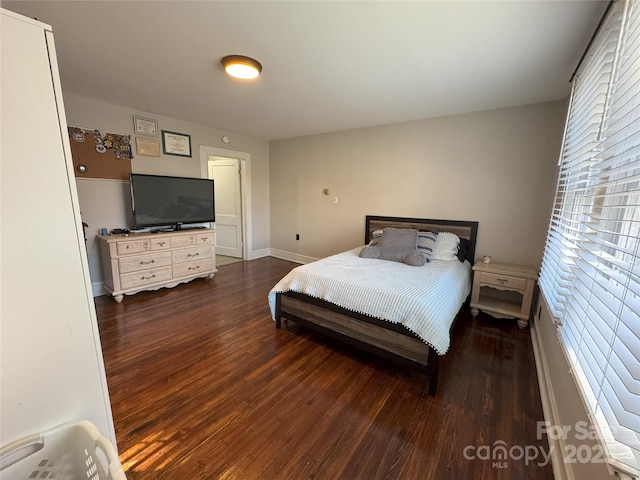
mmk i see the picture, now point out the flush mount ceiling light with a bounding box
[221,55,262,79]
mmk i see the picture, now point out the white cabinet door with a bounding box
[0,9,116,446]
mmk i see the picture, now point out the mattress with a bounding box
[268,247,472,355]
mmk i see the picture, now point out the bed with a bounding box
[268,215,479,395]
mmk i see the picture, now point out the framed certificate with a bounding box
[133,116,158,137]
[135,137,160,157]
[161,130,191,157]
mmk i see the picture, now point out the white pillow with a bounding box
[431,232,460,261]
[369,229,383,246]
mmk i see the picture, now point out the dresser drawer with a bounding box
[120,266,172,289]
[171,235,195,248]
[195,232,214,245]
[116,239,150,255]
[172,246,212,264]
[118,251,172,274]
[150,237,171,250]
[173,258,214,278]
[480,272,527,291]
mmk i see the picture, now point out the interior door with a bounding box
[208,157,243,258]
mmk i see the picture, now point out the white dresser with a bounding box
[99,229,217,302]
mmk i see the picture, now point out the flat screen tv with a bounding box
[130,173,215,230]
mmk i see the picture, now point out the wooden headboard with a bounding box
[364,215,479,264]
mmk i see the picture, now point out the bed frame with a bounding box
[274,215,479,395]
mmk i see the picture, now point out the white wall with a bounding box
[269,101,566,268]
[63,93,270,292]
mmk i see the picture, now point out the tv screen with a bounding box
[130,174,215,230]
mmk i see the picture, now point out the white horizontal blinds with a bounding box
[539,0,640,473]
[583,0,640,467]
[539,2,623,318]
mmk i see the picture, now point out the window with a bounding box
[539,0,640,474]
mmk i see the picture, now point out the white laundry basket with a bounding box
[0,421,126,479]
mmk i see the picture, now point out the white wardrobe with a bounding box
[0,8,117,447]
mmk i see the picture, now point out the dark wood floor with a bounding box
[95,257,553,480]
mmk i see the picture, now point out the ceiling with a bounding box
[2,1,609,141]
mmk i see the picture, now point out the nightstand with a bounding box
[470,261,538,328]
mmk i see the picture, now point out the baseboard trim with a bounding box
[269,249,317,265]
[248,248,270,260]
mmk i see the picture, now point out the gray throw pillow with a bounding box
[377,228,425,266]
[403,251,427,267]
[359,245,381,258]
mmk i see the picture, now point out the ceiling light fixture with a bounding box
[221,55,262,80]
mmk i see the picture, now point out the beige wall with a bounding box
[270,101,566,268]
[63,93,270,292]
[532,294,614,480]
[68,95,565,291]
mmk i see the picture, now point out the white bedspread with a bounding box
[268,247,472,355]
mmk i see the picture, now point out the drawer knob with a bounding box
[140,274,156,280]
[497,278,508,285]
[139,260,156,265]
[187,253,200,258]
[188,266,200,271]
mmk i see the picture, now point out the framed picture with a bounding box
[133,116,158,137]
[135,137,160,157]
[161,130,191,157]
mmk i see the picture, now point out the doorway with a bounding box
[208,156,244,259]
[200,145,252,261]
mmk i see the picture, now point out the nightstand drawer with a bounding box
[480,272,527,291]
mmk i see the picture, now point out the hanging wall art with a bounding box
[68,126,133,180]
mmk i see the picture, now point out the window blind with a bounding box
[539,0,640,474]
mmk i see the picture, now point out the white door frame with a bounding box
[208,157,242,258]
[200,145,251,260]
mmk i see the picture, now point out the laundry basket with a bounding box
[0,421,126,479]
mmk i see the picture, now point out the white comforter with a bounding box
[268,247,472,355]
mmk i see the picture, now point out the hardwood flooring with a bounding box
[95,257,553,480]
